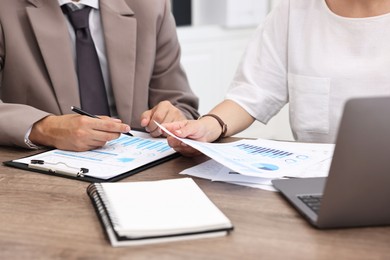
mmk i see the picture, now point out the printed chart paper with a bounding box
[14,131,175,179]
[157,122,334,179]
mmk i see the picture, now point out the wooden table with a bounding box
[0,146,389,259]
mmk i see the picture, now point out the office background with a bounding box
[171,0,293,141]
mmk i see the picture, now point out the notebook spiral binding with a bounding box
[87,184,121,237]
[87,184,115,238]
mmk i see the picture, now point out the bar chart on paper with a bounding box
[229,142,323,175]
[105,135,172,155]
[235,144,293,158]
[54,135,172,162]
[175,136,333,178]
[157,122,334,179]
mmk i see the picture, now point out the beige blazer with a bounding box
[0,0,199,148]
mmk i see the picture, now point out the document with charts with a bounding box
[8,131,176,181]
[157,122,334,179]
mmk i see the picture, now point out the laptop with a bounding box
[272,97,390,229]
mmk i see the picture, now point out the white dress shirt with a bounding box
[226,0,390,143]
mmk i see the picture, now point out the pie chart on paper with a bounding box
[254,163,279,171]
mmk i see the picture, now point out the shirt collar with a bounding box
[57,0,99,9]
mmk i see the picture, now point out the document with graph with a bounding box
[5,131,177,182]
[157,122,334,179]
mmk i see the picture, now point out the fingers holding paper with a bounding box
[163,120,208,157]
[29,114,131,151]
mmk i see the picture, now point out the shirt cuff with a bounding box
[24,127,42,149]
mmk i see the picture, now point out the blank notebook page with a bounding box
[100,178,232,238]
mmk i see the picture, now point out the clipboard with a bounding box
[3,132,179,182]
[3,153,179,182]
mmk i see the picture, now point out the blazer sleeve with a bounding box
[0,21,3,76]
[0,21,50,148]
[148,0,199,120]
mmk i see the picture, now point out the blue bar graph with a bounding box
[110,136,171,153]
[235,144,293,158]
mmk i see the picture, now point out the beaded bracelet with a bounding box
[198,114,227,141]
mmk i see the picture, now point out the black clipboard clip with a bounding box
[28,159,89,178]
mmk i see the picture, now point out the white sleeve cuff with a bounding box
[24,127,42,149]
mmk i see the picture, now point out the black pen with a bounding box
[71,106,133,137]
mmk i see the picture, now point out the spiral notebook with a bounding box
[87,178,233,246]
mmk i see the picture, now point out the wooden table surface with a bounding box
[0,146,389,260]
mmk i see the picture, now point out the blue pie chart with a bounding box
[255,163,279,171]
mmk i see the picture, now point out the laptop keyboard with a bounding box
[298,195,322,214]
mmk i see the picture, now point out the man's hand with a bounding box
[29,114,131,151]
[140,101,187,137]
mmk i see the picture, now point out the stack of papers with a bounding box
[180,159,276,191]
[157,122,335,191]
[180,156,333,192]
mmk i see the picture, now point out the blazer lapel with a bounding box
[100,0,136,124]
[26,0,80,114]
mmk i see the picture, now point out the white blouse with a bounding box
[226,0,390,143]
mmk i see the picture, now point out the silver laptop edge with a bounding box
[273,97,390,229]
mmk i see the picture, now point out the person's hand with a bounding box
[163,119,220,157]
[29,114,131,151]
[164,120,204,157]
[140,101,187,137]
